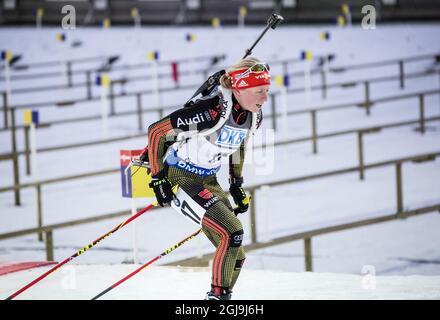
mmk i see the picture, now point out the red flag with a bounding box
[171,61,179,84]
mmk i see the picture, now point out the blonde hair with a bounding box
[219,57,264,89]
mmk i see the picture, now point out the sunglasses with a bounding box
[248,62,270,73]
[234,63,270,79]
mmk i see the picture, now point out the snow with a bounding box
[1,265,439,300]
[0,23,440,299]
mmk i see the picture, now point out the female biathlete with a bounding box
[145,57,270,300]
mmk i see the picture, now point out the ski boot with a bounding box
[205,285,232,300]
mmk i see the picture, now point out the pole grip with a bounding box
[268,13,284,29]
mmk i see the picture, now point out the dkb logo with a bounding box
[216,126,247,147]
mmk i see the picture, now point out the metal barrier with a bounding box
[1,53,439,257]
[0,53,224,84]
[0,54,114,74]
[1,94,439,211]
[2,52,438,120]
[0,206,155,261]
[168,203,440,271]
[2,67,438,135]
[1,87,438,163]
[0,53,324,96]
[0,150,438,264]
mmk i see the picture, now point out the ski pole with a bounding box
[91,228,202,300]
[242,13,284,59]
[5,200,159,300]
[184,13,284,107]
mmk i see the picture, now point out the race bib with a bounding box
[171,187,219,226]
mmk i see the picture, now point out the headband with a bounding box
[229,68,271,90]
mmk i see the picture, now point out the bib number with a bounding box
[171,188,207,226]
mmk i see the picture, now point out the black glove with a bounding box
[139,146,149,163]
[149,172,174,207]
[229,177,250,215]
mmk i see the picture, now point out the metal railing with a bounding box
[0,206,154,261]
[0,53,224,84]
[2,52,438,120]
[2,67,438,135]
[1,88,439,210]
[1,53,328,95]
[1,87,438,164]
[1,49,438,267]
[0,54,114,73]
[0,150,438,264]
[168,203,440,271]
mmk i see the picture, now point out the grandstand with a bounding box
[1,0,440,25]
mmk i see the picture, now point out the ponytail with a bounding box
[219,73,233,89]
